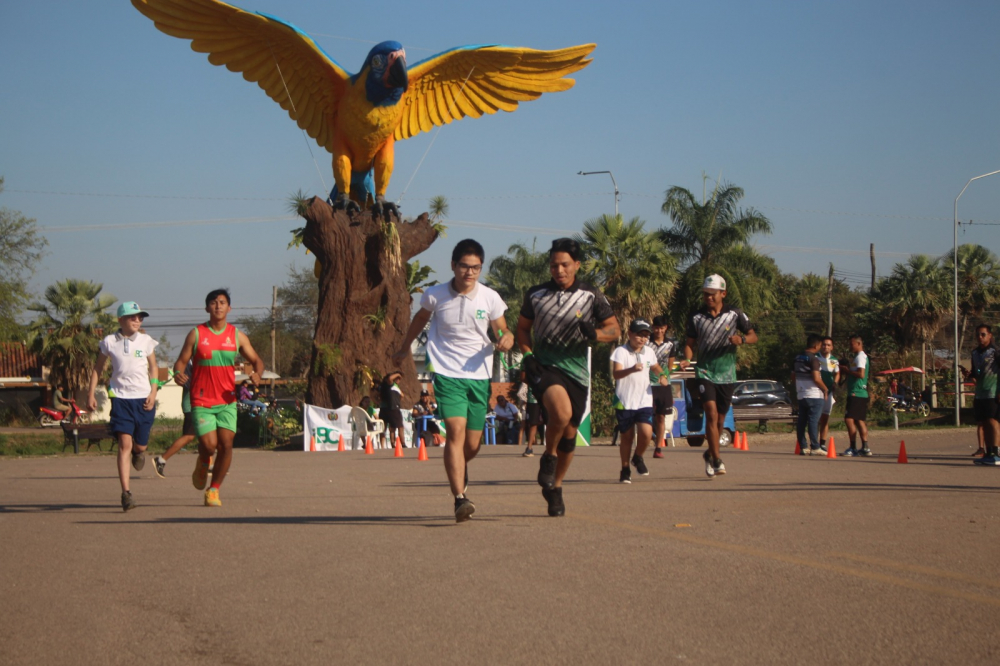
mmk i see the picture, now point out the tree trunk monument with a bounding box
[300,198,438,408]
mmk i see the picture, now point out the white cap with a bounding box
[702,274,726,291]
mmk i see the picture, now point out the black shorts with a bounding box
[182,411,196,437]
[845,395,869,421]
[380,406,404,429]
[526,402,545,426]
[530,366,588,428]
[695,379,736,414]
[652,385,674,415]
[973,398,999,422]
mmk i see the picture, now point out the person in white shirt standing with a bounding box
[611,319,670,484]
[791,334,828,455]
[88,302,159,512]
[393,239,513,522]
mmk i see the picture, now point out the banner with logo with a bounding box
[575,348,592,447]
[302,404,417,451]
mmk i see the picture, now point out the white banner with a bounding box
[302,404,417,451]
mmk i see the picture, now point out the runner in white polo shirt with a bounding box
[393,239,513,522]
[88,301,159,512]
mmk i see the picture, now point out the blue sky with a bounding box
[2,0,998,350]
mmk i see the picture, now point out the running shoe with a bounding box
[714,458,727,475]
[542,486,565,517]
[121,490,136,512]
[843,447,857,457]
[454,496,476,522]
[538,452,557,489]
[653,447,664,459]
[631,454,649,476]
[192,458,210,490]
[971,447,986,457]
[619,467,632,484]
[860,446,873,457]
[703,450,716,478]
[522,447,534,457]
[204,488,222,507]
[816,446,828,456]
[131,451,145,471]
[153,455,167,478]
[977,454,1000,466]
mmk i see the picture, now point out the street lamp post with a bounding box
[953,169,1000,426]
[577,170,619,217]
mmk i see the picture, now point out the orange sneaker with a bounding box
[204,488,221,507]
[192,458,210,490]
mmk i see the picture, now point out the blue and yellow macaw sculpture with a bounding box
[132,0,595,219]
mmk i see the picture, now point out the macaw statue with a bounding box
[132,0,595,219]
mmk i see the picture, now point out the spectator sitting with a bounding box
[237,379,268,414]
[360,395,375,418]
[411,389,441,445]
[493,394,520,444]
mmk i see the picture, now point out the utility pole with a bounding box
[827,263,834,337]
[270,285,277,374]
[870,244,876,292]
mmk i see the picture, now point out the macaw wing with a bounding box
[132,0,350,154]
[396,43,595,141]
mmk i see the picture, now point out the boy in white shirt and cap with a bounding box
[88,302,159,512]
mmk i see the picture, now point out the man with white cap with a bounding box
[88,301,159,511]
[680,275,757,478]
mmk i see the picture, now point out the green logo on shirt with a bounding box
[476,309,487,320]
[135,350,144,358]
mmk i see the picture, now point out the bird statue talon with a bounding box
[332,193,361,216]
[373,197,399,221]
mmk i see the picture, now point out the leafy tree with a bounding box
[874,254,951,351]
[27,279,116,394]
[406,260,438,296]
[575,213,676,331]
[660,182,777,326]
[0,176,48,340]
[240,265,318,378]
[485,240,552,331]
[942,243,1000,356]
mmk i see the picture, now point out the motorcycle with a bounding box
[885,390,930,417]
[38,399,92,427]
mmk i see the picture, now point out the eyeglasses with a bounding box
[456,263,482,273]
[633,331,651,337]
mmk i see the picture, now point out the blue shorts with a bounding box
[616,407,654,433]
[109,397,156,446]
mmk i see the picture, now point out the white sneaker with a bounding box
[714,459,726,475]
[703,450,716,478]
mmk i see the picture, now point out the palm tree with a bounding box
[485,240,551,331]
[875,255,951,352]
[27,279,117,395]
[660,182,777,324]
[575,213,676,332]
[942,244,1000,357]
[428,195,449,220]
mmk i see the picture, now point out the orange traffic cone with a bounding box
[826,435,837,458]
[364,436,374,455]
[394,436,404,458]
[417,440,429,461]
[733,431,742,450]
[337,433,345,452]
[898,440,908,464]
[741,431,749,451]
[794,441,802,455]
[309,435,316,452]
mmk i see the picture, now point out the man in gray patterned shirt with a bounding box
[680,274,757,478]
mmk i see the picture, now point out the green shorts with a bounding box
[192,403,238,437]
[432,375,491,431]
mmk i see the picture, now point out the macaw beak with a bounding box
[383,49,408,89]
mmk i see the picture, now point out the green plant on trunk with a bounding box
[364,305,388,332]
[312,342,342,376]
[406,261,438,296]
[354,363,379,393]
[287,189,310,249]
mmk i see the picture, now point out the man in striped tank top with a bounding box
[173,289,265,507]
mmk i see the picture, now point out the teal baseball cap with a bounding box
[117,301,149,319]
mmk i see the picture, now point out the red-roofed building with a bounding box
[0,342,42,379]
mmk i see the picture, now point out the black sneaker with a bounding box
[703,450,716,478]
[454,496,475,522]
[631,454,649,476]
[653,447,664,459]
[537,452,557,489]
[131,451,145,471]
[619,467,632,484]
[542,486,565,517]
[153,455,166,478]
[121,491,136,512]
[860,446,873,457]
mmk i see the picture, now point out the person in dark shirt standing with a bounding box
[379,371,403,449]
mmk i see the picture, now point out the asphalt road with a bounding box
[1,428,997,665]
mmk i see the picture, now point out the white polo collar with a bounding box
[448,280,480,299]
